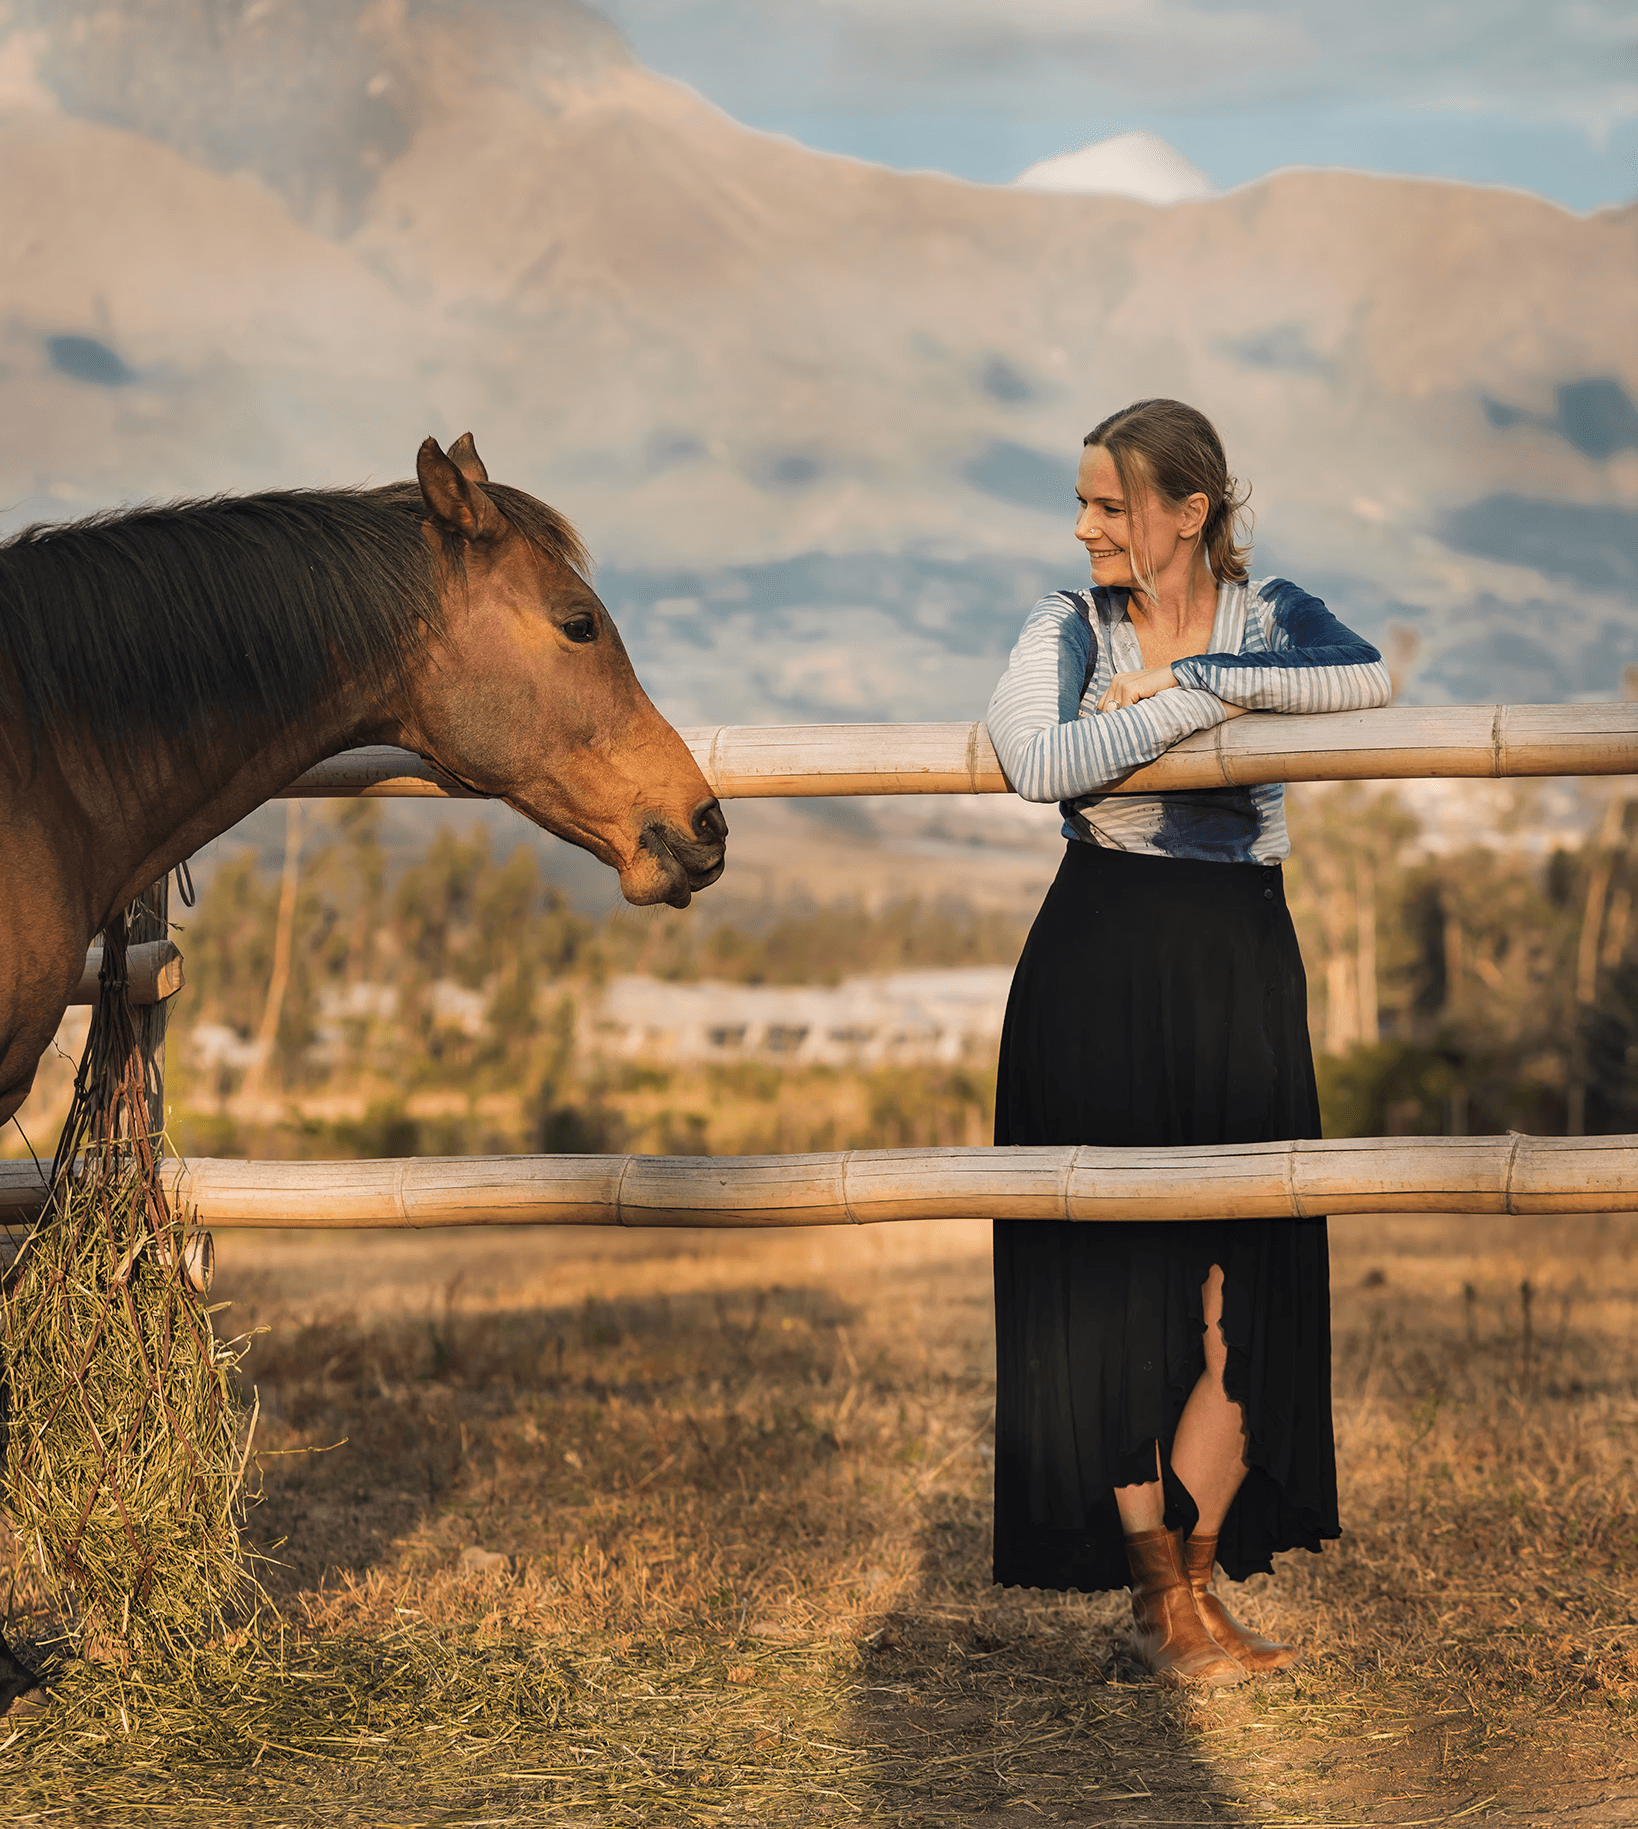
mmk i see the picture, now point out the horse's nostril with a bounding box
[691,796,728,844]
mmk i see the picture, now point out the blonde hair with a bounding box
[1084,398,1252,584]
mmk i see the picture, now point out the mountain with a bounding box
[0,0,1634,744]
[1013,132,1213,204]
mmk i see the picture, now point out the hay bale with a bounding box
[0,914,254,1658]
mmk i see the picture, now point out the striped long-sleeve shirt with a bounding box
[986,577,1391,865]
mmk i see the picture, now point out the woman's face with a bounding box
[1075,445,1205,594]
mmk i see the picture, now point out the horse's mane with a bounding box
[0,479,590,766]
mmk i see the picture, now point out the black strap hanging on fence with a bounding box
[173,858,196,908]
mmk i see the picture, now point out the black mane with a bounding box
[0,480,589,765]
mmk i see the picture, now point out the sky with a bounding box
[592,0,1638,212]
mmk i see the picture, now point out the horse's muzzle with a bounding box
[635,797,728,907]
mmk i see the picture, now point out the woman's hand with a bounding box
[1098,666,1178,712]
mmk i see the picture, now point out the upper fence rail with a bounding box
[283,704,1638,801]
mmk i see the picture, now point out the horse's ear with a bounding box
[417,436,504,544]
[448,432,489,484]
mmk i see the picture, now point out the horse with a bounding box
[0,432,727,1132]
[0,434,727,1709]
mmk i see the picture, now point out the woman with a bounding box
[985,398,1390,1686]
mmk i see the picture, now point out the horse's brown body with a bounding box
[0,435,726,1131]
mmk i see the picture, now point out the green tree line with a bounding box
[167,787,1638,1152]
[1284,784,1637,1138]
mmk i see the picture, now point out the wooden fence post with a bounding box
[126,876,170,1145]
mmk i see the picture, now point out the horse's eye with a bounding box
[562,614,597,644]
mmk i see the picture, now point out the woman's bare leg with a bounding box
[1171,1264,1249,1532]
[1113,1457,1166,1532]
[1113,1264,1247,1533]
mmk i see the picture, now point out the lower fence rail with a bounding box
[1,1134,1634,1231]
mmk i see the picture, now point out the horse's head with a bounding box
[401,435,726,908]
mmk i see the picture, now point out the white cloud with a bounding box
[600,0,1638,131]
[816,0,1304,76]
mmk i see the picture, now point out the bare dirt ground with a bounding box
[7,1207,1638,1825]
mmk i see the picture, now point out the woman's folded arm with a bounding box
[1169,578,1392,714]
[987,595,1232,803]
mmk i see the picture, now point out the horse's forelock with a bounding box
[482,484,593,584]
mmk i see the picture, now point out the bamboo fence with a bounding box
[16,700,1638,1243]
[284,704,1638,801]
[2,1135,1635,1233]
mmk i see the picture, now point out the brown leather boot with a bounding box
[1124,1527,1246,1687]
[1183,1532,1302,1674]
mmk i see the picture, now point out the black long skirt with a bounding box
[993,841,1340,1594]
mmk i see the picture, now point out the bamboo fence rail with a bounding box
[284,704,1638,801]
[2,1135,1634,1231]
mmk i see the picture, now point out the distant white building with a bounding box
[589,968,1014,1069]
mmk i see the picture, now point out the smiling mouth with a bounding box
[1087,548,1122,559]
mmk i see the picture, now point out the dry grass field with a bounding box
[6,1205,1638,1826]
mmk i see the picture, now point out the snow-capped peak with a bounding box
[1013,131,1213,206]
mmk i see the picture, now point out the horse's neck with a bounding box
[28,689,400,937]
[0,683,408,1127]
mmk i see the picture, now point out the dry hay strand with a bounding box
[0,1625,869,1824]
[0,913,255,1661]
